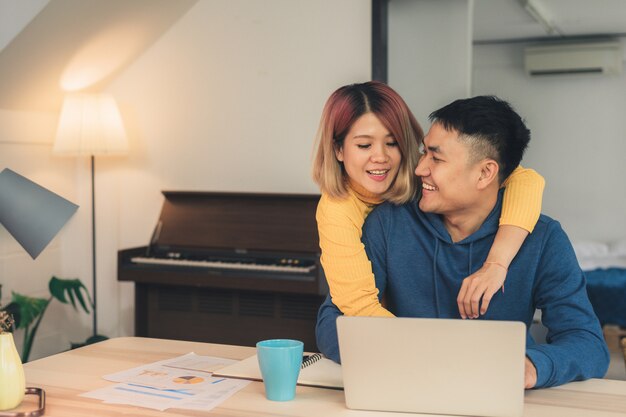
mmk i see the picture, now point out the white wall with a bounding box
[472,42,626,241]
[388,0,473,125]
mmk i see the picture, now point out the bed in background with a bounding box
[574,240,626,328]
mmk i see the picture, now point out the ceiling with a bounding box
[473,0,626,43]
[0,0,197,112]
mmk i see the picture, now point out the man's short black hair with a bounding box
[429,95,531,183]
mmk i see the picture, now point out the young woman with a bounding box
[312,81,544,319]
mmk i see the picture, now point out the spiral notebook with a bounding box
[212,353,343,390]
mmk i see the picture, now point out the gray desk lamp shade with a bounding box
[0,168,78,259]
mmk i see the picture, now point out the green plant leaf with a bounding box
[49,276,91,314]
[11,292,49,330]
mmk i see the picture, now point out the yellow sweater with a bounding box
[316,166,545,317]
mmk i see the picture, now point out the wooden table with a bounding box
[15,337,626,417]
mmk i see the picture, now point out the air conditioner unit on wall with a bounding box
[524,41,623,76]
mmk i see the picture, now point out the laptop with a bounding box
[337,316,526,417]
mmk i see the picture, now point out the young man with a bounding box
[316,96,609,389]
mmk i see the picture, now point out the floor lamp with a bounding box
[53,93,128,338]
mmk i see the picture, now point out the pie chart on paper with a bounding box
[173,375,205,384]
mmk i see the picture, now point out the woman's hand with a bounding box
[457,262,507,319]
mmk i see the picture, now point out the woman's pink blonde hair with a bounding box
[312,81,423,203]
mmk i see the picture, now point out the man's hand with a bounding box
[457,262,506,319]
[524,357,537,389]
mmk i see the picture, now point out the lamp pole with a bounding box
[91,155,97,337]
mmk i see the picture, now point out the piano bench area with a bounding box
[135,284,324,350]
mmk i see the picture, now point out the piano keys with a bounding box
[118,191,327,350]
[130,252,316,275]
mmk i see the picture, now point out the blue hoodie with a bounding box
[316,191,609,388]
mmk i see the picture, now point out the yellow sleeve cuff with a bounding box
[500,165,545,233]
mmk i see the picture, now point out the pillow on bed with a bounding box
[573,240,610,259]
[610,239,626,257]
[573,239,626,271]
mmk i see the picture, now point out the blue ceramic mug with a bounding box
[256,339,304,401]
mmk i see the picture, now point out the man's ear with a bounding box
[477,159,499,190]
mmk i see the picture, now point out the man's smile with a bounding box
[422,181,438,191]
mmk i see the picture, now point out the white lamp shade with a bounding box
[54,93,128,156]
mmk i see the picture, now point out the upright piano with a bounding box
[118,191,327,351]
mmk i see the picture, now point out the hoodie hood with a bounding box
[413,189,504,245]
[409,190,505,317]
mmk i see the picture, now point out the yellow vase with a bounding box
[0,332,25,410]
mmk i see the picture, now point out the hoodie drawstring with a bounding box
[433,240,474,318]
[468,242,474,277]
[433,239,441,317]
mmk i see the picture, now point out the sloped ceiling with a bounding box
[0,0,49,52]
[474,0,626,42]
[0,0,198,112]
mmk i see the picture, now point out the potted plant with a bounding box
[0,277,106,363]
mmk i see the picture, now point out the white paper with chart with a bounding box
[80,352,250,411]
